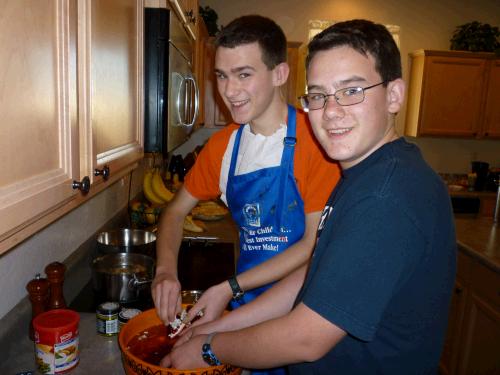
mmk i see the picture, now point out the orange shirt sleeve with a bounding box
[293,110,341,213]
[184,124,239,201]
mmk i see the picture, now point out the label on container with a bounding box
[96,302,120,336]
[33,309,80,374]
[96,313,119,336]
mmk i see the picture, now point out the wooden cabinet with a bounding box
[405,50,500,139]
[168,0,198,41]
[482,59,500,138]
[439,250,500,375]
[78,0,143,176]
[0,0,80,253]
[0,0,143,254]
[283,41,304,109]
[203,37,231,127]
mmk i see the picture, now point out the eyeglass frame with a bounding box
[298,81,387,111]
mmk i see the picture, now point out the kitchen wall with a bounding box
[0,168,144,321]
[201,0,500,173]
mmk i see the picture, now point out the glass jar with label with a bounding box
[96,302,120,336]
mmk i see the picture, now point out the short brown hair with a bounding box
[215,15,287,70]
[306,19,402,84]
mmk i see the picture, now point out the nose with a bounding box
[323,95,345,119]
[220,77,239,98]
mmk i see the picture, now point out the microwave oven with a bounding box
[144,8,199,156]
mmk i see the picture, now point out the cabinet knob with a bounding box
[455,286,463,295]
[72,176,90,194]
[185,9,196,24]
[484,132,489,137]
[94,165,110,180]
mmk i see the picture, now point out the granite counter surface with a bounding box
[455,216,499,272]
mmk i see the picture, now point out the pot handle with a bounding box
[128,274,153,290]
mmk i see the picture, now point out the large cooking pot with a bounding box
[96,229,156,258]
[92,253,155,303]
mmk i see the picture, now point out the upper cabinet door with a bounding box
[405,50,498,139]
[420,56,486,136]
[0,0,79,252]
[481,59,500,139]
[78,0,143,182]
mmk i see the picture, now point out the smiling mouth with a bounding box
[230,99,249,108]
[328,128,352,135]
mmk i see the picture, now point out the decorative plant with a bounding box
[199,6,220,36]
[450,21,499,53]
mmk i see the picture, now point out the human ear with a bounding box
[272,62,290,87]
[387,78,405,114]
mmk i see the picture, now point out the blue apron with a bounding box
[226,105,304,374]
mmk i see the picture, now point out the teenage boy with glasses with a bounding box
[163,19,456,375]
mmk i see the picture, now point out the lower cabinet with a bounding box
[440,250,500,374]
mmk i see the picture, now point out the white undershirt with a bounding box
[219,124,287,205]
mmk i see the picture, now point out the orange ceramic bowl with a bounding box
[118,308,241,375]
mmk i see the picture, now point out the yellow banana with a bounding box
[143,170,165,205]
[152,170,174,202]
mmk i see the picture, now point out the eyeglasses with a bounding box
[298,81,387,111]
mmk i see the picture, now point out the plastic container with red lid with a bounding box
[33,309,80,374]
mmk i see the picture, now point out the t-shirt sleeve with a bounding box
[300,197,425,341]
[184,126,235,200]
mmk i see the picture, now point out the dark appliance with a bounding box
[144,8,199,156]
[471,161,489,191]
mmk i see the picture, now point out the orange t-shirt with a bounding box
[184,109,341,214]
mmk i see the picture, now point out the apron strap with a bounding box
[275,105,297,230]
[226,125,245,199]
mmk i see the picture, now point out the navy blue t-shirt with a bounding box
[289,138,456,375]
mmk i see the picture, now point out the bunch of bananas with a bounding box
[143,168,174,205]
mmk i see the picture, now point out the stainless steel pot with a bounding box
[91,253,155,303]
[96,229,156,258]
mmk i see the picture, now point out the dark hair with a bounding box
[306,19,402,84]
[214,15,287,70]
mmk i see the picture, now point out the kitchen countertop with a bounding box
[455,215,499,272]
[183,214,239,244]
[0,312,124,375]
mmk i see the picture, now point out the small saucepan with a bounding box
[92,253,155,303]
[96,229,156,258]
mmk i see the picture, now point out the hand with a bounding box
[151,270,182,324]
[185,282,233,328]
[174,320,218,347]
[160,333,209,369]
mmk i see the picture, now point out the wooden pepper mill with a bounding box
[26,273,50,340]
[45,261,67,310]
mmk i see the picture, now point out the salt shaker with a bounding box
[45,261,67,310]
[26,273,50,340]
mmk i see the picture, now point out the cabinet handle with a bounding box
[94,165,110,180]
[72,176,90,194]
[484,132,489,137]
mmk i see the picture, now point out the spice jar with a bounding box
[96,302,120,336]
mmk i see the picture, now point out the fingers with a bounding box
[174,327,193,347]
[151,274,182,324]
[160,353,172,368]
